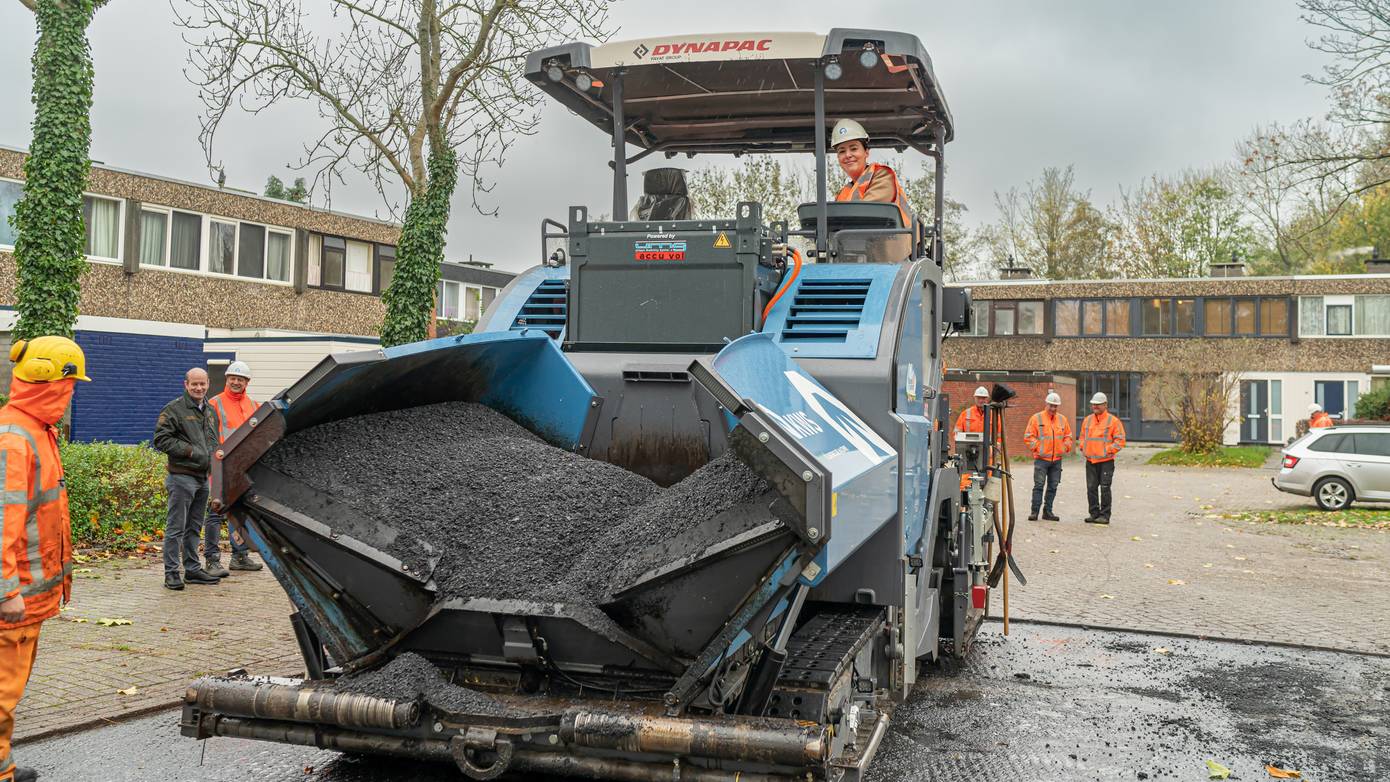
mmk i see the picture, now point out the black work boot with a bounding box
[1042,511,1060,521]
[229,553,264,572]
[14,766,40,781]
[184,568,221,585]
[163,574,184,591]
[1027,511,1039,521]
[204,560,230,578]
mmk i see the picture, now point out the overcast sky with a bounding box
[0,0,1336,273]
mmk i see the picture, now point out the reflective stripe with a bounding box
[209,397,234,441]
[0,752,12,775]
[840,164,912,226]
[19,561,73,597]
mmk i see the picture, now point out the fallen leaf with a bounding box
[160,626,169,632]
[1203,563,1214,568]
[1144,563,1155,568]
[1173,495,1183,499]
[1168,579,1186,586]
[72,618,88,623]
[1233,556,1247,561]
[139,535,152,543]
[1226,544,1235,549]
[117,686,139,696]
[96,618,133,627]
[1131,536,1144,541]
[1242,569,1254,574]
[1266,765,1301,779]
[1206,759,1233,779]
[1049,549,1060,554]
[1100,594,1115,600]
[1152,647,1172,655]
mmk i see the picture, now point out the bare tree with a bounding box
[1113,170,1252,279]
[985,166,1113,280]
[1140,341,1253,454]
[174,0,613,345]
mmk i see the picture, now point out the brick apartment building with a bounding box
[942,262,1390,447]
[0,145,512,444]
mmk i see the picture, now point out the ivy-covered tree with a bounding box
[11,0,111,341]
[176,0,613,347]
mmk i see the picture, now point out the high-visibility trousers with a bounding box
[0,623,42,782]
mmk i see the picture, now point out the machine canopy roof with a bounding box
[526,29,953,157]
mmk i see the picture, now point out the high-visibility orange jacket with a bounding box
[1,379,75,629]
[954,405,986,435]
[836,163,911,227]
[1025,411,1074,461]
[1309,411,1334,429]
[209,388,258,443]
[1079,411,1126,463]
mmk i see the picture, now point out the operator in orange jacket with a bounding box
[1024,392,1073,522]
[1079,392,1126,525]
[1308,402,1335,429]
[831,118,911,228]
[203,361,263,576]
[953,386,990,438]
[1,336,91,782]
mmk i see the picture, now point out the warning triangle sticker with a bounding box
[713,232,732,249]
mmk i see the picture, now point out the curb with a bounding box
[991,615,1390,659]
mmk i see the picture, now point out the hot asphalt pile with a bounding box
[334,652,506,717]
[262,402,778,604]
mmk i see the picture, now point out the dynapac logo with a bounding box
[638,38,773,59]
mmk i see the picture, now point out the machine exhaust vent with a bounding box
[781,278,871,343]
[510,279,568,340]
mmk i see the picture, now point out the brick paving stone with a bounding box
[1004,445,1390,655]
[12,553,300,743]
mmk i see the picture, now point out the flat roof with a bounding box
[953,272,1390,287]
[526,28,953,156]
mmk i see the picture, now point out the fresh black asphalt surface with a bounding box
[18,623,1388,781]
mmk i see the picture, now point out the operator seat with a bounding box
[797,202,918,263]
[632,168,692,221]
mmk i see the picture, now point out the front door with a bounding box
[1315,380,1346,419]
[1240,380,1268,443]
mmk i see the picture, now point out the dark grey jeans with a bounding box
[204,508,249,563]
[1031,458,1063,514]
[164,473,207,577]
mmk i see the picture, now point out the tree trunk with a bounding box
[13,0,99,341]
[380,146,458,347]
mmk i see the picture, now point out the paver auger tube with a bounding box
[184,30,1009,781]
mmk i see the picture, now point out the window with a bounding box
[1355,432,1390,457]
[1260,299,1288,335]
[1308,433,1352,453]
[1105,300,1129,336]
[1082,301,1104,336]
[139,209,168,267]
[1204,299,1231,336]
[170,211,201,270]
[1054,299,1079,337]
[1175,299,1196,335]
[345,240,373,292]
[1017,301,1044,335]
[1355,295,1390,336]
[1234,298,1257,335]
[1270,379,1283,443]
[237,223,265,279]
[1348,380,1360,418]
[993,305,1015,336]
[1077,373,1132,418]
[266,231,291,282]
[465,285,482,321]
[0,179,22,247]
[307,234,322,286]
[1327,304,1352,336]
[481,286,497,314]
[1141,299,1172,336]
[321,236,345,288]
[964,301,989,336]
[439,280,462,319]
[82,195,121,259]
[208,219,236,274]
[376,245,396,293]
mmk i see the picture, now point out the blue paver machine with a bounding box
[182,29,1018,781]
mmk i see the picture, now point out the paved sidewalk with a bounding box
[14,556,299,742]
[1005,446,1390,654]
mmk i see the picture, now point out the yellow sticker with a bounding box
[713,231,732,249]
[832,492,838,517]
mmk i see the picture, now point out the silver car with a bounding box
[1273,425,1390,510]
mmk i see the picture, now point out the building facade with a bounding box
[0,145,512,444]
[943,269,1390,445]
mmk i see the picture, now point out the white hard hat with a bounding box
[830,118,869,149]
[974,386,990,398]
[1090,392,1108,405]
[1045,392,1062,406]
[226,360,252,379]
[1308,402,1322,414]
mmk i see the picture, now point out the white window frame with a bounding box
[1298,294,1380,338]
[439,279,463,320]
[0,176,25,250]
[343,239,374,293]
[130,203,294,286]
[138,205,171,268]
[81,193,125,264]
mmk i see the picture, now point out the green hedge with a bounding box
[1355,384,1390,421]
[60,440,167,548]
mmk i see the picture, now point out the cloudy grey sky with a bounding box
[0,0,1335,272]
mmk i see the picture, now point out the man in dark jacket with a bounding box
[153,368,221,590]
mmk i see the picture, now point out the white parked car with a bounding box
[1273,425,1390,510]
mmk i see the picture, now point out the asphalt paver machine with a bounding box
[182,28,1017,781]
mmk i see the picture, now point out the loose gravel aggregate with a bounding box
[334,652,506,717]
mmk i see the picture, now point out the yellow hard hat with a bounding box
[9,336,91,383]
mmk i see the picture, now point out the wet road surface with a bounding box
[18,622,1388,781]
